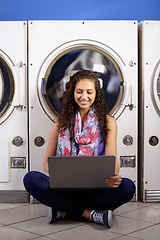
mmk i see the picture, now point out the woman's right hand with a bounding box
[105,173,122,188]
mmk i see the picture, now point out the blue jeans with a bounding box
[23,171,135,218]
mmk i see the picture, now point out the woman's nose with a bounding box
[81,92,87,99]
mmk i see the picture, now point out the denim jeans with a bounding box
[23,171,135,218]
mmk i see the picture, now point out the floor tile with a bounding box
[1,201,160,240]
[25,203,48,217]
[0,203,27,211]
[47,225,121,240]
[106,215,153,235]
[149,203,160,210]
[0,226,38,240]
[113,236,143,240]
[114,201,149,216]
[129,224,160,240]
[0,205,42,225]
[121,207,160,224]
[11,217,83,235]
[31,237,53,240]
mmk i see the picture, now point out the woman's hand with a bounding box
[105,173,122,188]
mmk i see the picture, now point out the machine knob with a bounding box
[12,136,23,147]
[123,135,133,146]
[149,136,159,146]
[34,136,45,147]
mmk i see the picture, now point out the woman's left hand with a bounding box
[105,173,122,188]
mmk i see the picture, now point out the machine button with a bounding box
[123,135,133,146]
[12,136,23,147]
[149,136,159,146]
[34,136,45,147]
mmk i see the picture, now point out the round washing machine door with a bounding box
[37,41,129,121]
[0,55,15,124]
[153,60,160,115]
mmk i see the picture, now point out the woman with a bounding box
[24,69,135,228]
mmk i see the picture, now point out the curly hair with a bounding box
[58,69,109,145]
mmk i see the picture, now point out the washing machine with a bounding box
[139,21,160,202]
[28,20,138,199]
[0,21,28,202]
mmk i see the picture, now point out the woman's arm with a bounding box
[105,115,119,173]
[42,122,59,173]
[105,115,122,187]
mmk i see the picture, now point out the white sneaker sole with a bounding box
[107,210,113,228]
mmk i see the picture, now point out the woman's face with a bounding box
[74,78,96,112]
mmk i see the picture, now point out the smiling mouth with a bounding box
[79,100,89,105]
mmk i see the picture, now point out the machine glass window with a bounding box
[43,49,124,117]
[152,61,160,115]
[0,57,14,117]
[157,72,160,98]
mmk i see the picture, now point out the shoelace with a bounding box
[92,211,104,224]
[56,211,66,220]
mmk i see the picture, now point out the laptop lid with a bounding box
[48,155,115,189]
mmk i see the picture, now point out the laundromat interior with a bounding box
[0,1,160,239]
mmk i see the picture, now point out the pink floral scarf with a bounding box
[56,108,100,156]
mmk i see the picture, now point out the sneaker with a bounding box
[91,210,113,228]
[47,207,67,223]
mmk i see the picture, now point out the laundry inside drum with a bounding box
[45,49,123,116]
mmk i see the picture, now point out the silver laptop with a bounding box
[48,155,115,189]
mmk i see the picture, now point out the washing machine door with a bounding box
[37,43,129,121]
[153,61,160,115]
[0,55,15,124]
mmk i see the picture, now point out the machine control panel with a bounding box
[11,157,26,168]
[120,156,136,168]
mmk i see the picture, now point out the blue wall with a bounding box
[0,0,160,21]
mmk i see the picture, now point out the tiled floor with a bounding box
[0,201,160,240]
